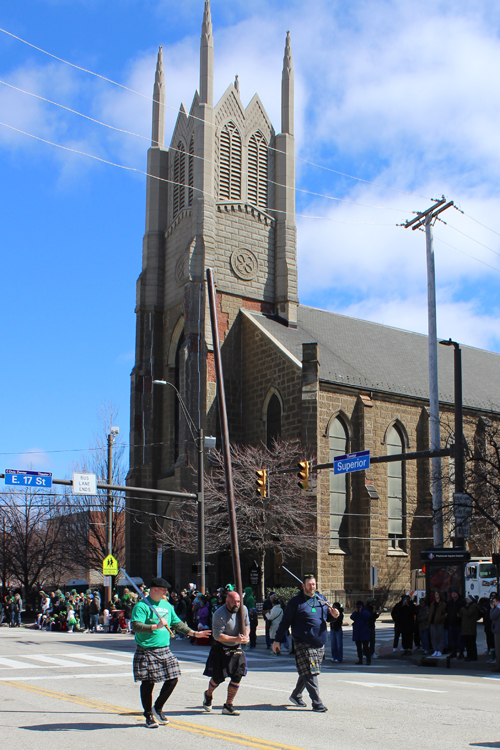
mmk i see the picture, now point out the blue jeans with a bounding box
[90,614,99,631]
[331,628,343,662]
[448,624,463,655]
[420,628,430,652]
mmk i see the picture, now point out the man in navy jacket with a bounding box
[351,600,371,665]
[273,574,339,712]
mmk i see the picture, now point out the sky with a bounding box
[1,0,500,480]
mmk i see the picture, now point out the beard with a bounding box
[229,605,240,612]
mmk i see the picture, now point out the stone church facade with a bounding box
[127,1,500,600]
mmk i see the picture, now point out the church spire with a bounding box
[151,46,165,147]
[200,0,214,106]
[281,31,294,136]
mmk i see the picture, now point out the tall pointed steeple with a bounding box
[200,0,214,106]
[281,31,294,136]
[151,46,165,147]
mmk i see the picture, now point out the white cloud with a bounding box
[15,449,53,471]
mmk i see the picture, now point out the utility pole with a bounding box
[105,426,119,606]
[403,197,454,547]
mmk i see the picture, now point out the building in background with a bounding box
[127,1,500,600]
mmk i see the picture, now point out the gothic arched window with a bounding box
[248,131,268,209]
[266,394,281,449]
[329,417,349,548]
[387,424,405,549]
[173,141,186,217]
[188,135,194,206]
[219,121,242,201]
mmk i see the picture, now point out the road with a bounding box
[0,624,498,749]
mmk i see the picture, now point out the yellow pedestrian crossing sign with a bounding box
[102,555,118,576]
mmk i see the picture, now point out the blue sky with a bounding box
[1,0,500,479]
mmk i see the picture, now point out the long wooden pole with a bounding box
[206,268,244,633]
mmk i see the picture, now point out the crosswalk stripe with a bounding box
[28,655,90,667]
[0,657,44,669]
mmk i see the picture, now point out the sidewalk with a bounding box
[376,624,499,673]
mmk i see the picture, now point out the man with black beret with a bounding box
[131,577,211,728]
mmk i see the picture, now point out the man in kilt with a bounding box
[202,590,250,716]
[273,574,339,712]
[131,577,210,728]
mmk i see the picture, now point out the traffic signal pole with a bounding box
[206,268,245,634]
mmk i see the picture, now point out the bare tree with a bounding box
[154,439,317,598]
[0,487,67,596]
[63,403,126,572]
[440,416,500,552]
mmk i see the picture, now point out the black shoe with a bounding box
[289,695,307,707]
[312,704,328,713]
[145,713,159,728]
[152,707,169,725]
[203,691,213,712]
[355,659,363,665]
[457,652,464,660]
[222,703,240,715]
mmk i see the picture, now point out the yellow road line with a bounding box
[2,681,310,750]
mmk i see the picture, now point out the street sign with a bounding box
[333,450,370,475]
[5,469,52,488]
[103,555,119,576]
[73,473,97,495]
[103,576,112,587]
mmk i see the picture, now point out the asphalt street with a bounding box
[0,624,499,750]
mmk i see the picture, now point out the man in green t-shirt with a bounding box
[131,577,210,728]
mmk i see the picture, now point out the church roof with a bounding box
[244,305,500,413]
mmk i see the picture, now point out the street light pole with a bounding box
[439,338,466,546]
[105,426,119,606]
[153,379,206,593]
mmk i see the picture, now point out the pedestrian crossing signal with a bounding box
[256,469,267,497]
[297,461,310,491]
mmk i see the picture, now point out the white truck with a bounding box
[409,558,499,601]
[465,558,498,600]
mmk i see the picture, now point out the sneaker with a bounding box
[222,703,240,716]
[152,707,169,725]
[289,695,307,707]
[430,651,437,657]
[435,651,442,656]
[203,691,213,712]
[312,704,328,713]
[145,713,159,729]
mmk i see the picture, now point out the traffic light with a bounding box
[256,469,267,497]
[297,460,310,491]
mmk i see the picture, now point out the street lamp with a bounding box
[439,338,468,546]
[153,379,210,592]
[105,426,119,606]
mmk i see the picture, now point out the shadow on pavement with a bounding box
[20,722,139,731]
[469,743,500,748]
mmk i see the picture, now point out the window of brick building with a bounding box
[173,141,186,217]
[248,131,268,209]
[266,393,281,449]
[387,424,405,550]
[219,121,242,200]
[329,417,349,548]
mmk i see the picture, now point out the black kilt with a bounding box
[294,642,325,676]
[203,642,247,683]
[133,645,181,683]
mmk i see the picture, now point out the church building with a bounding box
[127,1,500,601]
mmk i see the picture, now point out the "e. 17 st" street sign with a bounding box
[4,469,53,488]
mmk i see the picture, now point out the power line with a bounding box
[455,206,500,239]
[0,120,395,227]
[0,79,411,217]
[433,233,500,276]
[0,25,435,204]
